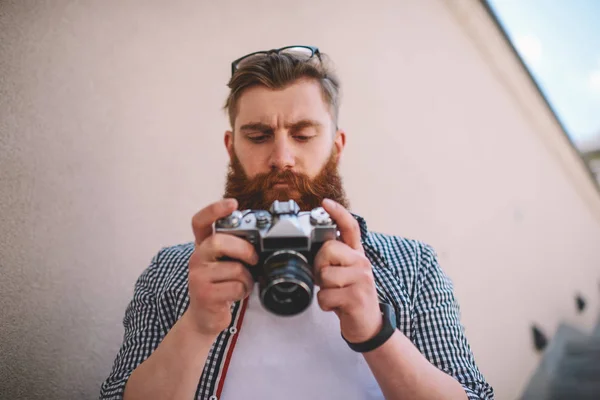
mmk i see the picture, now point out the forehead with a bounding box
[235,79,332,129]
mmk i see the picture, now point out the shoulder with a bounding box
[366,231,437,271]
[366,232,441,296]
[137,242,195,293]
[153,241,195,266]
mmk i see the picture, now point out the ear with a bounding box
[224,130,234,159]
[334,129,346,162]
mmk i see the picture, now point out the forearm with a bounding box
[364,330,468,400]
[123,311,216,400]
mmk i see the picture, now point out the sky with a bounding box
[486,0,600,150]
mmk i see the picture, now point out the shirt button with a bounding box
[209,395,218,400]
[229,326,238,335]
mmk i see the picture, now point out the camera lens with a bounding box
[260,251,313,316]
[273,282,299,293]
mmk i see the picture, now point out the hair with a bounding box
[224,50,341,130]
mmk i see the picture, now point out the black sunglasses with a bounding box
[230,45,321,77]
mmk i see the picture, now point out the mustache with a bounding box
[224,149,349,211]
[249,168,327,196]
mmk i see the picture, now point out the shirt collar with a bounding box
[350,212,393,304]
[350,212,370,244]
[350,212,391,268]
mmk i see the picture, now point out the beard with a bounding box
[223,149,349,212]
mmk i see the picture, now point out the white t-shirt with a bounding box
[220,284,384,400]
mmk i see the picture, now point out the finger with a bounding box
[317,287,350,312]
[314,240,360,276]
[210,281,250,303]
[191,198,238,245]
[322,198,362,251]
[319,265,370,289]
[199,233,259,265]
[206,261,254,289]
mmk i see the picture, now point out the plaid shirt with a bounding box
[100,214,494,399]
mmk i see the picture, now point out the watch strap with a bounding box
[342,303,396,353]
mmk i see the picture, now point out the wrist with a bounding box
[342,315,383,344]
[179,310,221,344]
[343,303,396,353]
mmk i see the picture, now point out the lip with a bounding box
[273,181,289,188]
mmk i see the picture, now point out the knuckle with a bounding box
[358,254,370,268]
[313,249,324,265]
[191,208,204,224]
[350,284,362,297]
[210,234,221,248]
[243,277,254,291]
[360,268,374,283]
[237,281,246,294]
[233,262,246,276]
[321,240,336,254]
[233,281,246,298]
[351,220,360,235]
[245,244,257,262]
[316,290,328,306]
[207,202,221,217]
[351,287,366,305]
[209,234,225,253]
[317,289,324,300]
[196,239,214,260]
[192,206,212,228]
[193,202,221,227]
[242,264,254,281]
[189,261,209,281]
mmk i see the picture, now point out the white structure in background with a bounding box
[580,133,600,184]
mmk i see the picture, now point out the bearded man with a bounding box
[101,46,494,400]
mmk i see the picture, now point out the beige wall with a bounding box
[1,1,599,399]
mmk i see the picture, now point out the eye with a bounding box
[294,135,314,142]
[247,135,270,143]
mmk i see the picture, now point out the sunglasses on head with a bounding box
[230,45,321,77]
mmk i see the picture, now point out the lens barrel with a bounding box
[259,250,314,316]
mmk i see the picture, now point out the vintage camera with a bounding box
[215,200,338,316]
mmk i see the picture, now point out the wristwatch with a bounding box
[342,303,397,353]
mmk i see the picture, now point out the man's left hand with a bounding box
[314,198,383,344]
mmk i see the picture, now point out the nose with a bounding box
[268,136,295,171]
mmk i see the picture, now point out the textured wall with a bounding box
[1,1,599,399]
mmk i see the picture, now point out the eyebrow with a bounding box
[285,119,322,131]
[239,122,272,133]
[239,119,323,133]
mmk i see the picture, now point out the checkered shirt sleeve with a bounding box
[99,252,164,399]
[410,242,494,399]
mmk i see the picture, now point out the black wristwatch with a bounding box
[342,303,396,353]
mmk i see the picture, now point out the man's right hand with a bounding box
[122,198,254,399]
[183,198,258,338]
[123,198,256,400]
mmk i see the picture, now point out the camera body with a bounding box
[215,200,338,316]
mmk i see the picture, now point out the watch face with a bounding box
[380,302,396,327]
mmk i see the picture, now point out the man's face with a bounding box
[224,78,348,211]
